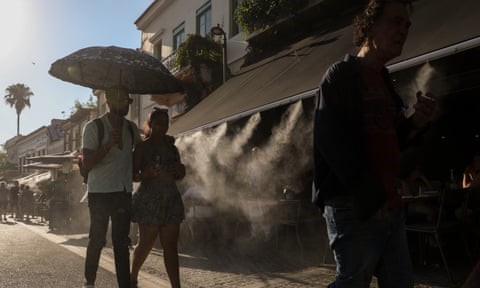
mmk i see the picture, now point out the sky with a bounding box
[0,0,152,147]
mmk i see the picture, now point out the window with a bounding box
[231,0,242,36]
[171,102,186,117]
[153,40,162,59]
[173,22,186,51]
[196,1,212,37]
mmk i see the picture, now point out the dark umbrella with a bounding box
[49,46,183,94]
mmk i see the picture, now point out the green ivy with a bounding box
[175,34,222,70]
[234,0,309,33]
[174,34,224,110]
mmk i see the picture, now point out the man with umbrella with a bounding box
[49,45,183,287]
[81,88,141,288]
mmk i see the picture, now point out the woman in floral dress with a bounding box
[131,108,185,288]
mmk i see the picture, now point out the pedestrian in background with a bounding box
[9,181,19,219]
[20,185,34,221]
[313,0,435,287]
[81,88,141,288]
[131,107,185,288]
[0,182,9,222]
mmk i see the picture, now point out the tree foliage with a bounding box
[175,34,224,110]
[4,83,34,135]
[71,95,97,114]
[0,148,16,176]
[175,34,222,70]
[234,0,309,33]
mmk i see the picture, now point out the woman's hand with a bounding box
[170,163,185,179]
[139,163,158,181]
[150,167,174,181]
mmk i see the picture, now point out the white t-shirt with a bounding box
[82,114,141,193]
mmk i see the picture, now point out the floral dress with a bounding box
[132,138,185,226]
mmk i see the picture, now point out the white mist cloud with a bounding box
[175,100,314,246]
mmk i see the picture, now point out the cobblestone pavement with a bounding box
[129,243,454,288]
[20,216,462,288]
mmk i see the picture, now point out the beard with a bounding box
[110,106,129,117]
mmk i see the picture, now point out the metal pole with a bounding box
[222,32,227,83]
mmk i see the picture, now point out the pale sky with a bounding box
[0,0,152,147]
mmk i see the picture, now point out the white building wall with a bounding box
[135,0,248,126]
[4,136,23,165]
[137,0,247,72]
[48,140,64,155]
[17,127,48,172]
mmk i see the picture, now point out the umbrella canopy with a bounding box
[49,46,183,94]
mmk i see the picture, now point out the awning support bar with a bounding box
[388,36,480,72]
[175,88,317,137]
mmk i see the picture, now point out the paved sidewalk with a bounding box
[18,217,455,288]
[133,241,452,288]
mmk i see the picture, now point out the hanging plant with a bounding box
[175,34,224,110]
[175,34,222,71]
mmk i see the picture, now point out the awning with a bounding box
[16,171,52,187]
[23,162,63,170]
[26,152,77,164]
[169,0,480,136]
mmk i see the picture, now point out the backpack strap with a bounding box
[94,118,135,150]
[93,118,104,150]
[126,121,135,148]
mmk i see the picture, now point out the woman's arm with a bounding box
[133,142,158,182]
[171,146,185,180]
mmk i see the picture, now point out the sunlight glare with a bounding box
[0,1,30,60]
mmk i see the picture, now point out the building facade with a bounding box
[16,126,48,173]
[133,0,248,123]
[62,108,96,153]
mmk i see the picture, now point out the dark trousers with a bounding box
[85,192,131,287]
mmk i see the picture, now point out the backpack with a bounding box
[78,118,134,184]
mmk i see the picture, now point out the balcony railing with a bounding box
[161,51,179,74]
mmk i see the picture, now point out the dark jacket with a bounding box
[313,55,412,220]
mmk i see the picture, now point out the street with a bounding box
[0,218,167,288]
[0,216,453,288]
[0,219,117,287]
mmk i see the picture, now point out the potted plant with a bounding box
[175,34,222,82]
[175,34,224,110]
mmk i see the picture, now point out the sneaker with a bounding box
[82,282,95,288]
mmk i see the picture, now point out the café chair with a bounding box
[405,187,471,285]
[183,198,215,242]
[271,199,303,258]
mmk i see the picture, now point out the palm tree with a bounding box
[4,83,34,136]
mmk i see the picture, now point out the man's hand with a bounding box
[375,203,389,219]
[107,129,121,148]
[412,91,436,129]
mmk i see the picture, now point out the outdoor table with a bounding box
[401,190,440,203]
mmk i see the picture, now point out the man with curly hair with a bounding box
[313,0,435,287]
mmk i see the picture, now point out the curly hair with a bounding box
[353,0,413,47]
[143,107,169,137]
